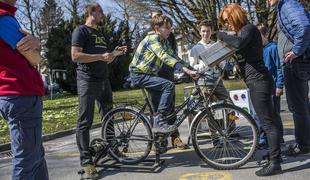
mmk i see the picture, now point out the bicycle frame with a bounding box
[136,75,227,137]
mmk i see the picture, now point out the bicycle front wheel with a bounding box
[102,107,153,165]
[191,103,258,169]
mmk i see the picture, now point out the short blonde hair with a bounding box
[151,14,173,31]
[219,3,248,32]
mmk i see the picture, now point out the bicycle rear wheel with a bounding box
[102,107,153,165]
[191,103,258,169]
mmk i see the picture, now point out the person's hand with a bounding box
[284,51,298,63]
[17,29,40,51]
[101,53,114,62]
[183,67,199,80]
[275,88,283,97]
[112,46,127,56]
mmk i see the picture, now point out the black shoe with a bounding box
[283,144,310,156]
[255,162,282,176]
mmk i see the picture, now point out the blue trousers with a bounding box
[0,95,48,180]
[130,72,175,115]
[284,61,310,148]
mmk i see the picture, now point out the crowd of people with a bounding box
[0,0,309,179]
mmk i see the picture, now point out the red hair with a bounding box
[219,3,248,32]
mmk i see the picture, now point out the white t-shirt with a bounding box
[189,40,221,85]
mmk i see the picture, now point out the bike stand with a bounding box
[95,150,165,173]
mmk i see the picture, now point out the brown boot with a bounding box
[83,164,99,179]
[171,136,189,149]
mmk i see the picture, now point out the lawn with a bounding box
[0,80,245,144]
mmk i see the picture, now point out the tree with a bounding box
[98,14,132,90]
[40,0,64,33]
[45,20,78,93]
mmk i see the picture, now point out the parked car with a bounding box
[41,74,63,94]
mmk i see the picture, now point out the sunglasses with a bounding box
[224,17,229,23]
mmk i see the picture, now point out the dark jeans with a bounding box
[272,94,284,140]
[0,96,49,180]
[76,79,113,166]
[252,91,284,141]
[247,80,281,163]
[130,72,175,115]
[284,61,310,148]
[148,64,180,137]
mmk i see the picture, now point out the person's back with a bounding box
[130,31,178,75]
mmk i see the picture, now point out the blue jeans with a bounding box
[284,61,310,148]
[130,72,175,115]
[0,96,49,180]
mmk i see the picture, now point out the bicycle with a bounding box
[96,72,258,170]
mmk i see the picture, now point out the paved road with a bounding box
[1,92,310,180]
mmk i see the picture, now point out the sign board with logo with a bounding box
[229,89,255,117]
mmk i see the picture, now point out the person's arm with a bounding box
[71,47,114,63]
[0,16,41,66]
[147,35,180,68]
[189,48,200,70]
[16,29,41,66]
[218,24,253,49]
[271,46,284,96]
[285,1,310,57]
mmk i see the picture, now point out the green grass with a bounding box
[0,80,246,144]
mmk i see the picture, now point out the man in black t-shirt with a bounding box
[71,3,127,178]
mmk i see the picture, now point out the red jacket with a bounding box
[0,2,44,96]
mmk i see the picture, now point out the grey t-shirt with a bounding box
[72,25,108,81]
[277,24,294,63]
[189,41,221,86]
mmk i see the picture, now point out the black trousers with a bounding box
[76,79,113,166]
[284,60,310,148]
[247,80,281,163]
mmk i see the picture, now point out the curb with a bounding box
[0,123,102,153]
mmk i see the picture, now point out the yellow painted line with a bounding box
[179,172,233,180]
[282,119,294,126]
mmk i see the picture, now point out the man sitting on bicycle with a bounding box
[129,14,198,133]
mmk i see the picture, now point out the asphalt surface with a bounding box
[1,92,310,180]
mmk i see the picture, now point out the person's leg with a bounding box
[131,73,175,115]
[213,80,233,104]
[97,79,113,118]
[130,73,176,133]
[76,80,96,166]
[248,81,282,176]
[159,64,186,147]
[284,62,310,150]
[212,81,237,133]
[0,96,48,180]
[249,81,281,163]
[272,94,284,142]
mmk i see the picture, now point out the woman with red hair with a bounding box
[218,3,282,176]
